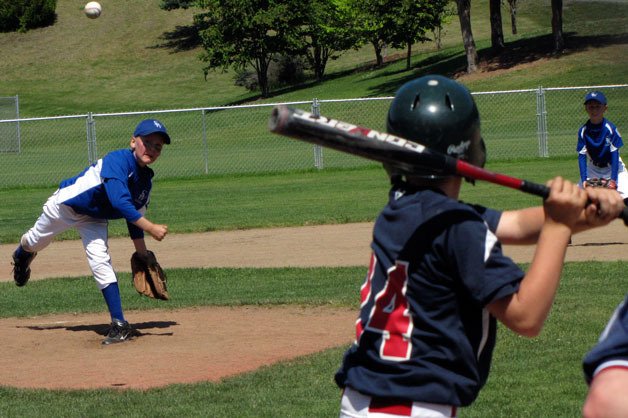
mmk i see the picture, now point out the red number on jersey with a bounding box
[357,255,413,361]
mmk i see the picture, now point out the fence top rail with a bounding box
[1,85,626,123]
[317,97,394,103]
[543,84,628,92]
[0,114,88,124]
[91,100,315,118]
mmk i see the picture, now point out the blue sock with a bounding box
[101,282,125,322]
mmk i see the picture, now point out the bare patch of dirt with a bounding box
[0,306,355,390]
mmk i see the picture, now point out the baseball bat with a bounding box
[269,105,628,225]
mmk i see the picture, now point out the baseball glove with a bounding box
[130,250,169,300]
[585,177,617,189]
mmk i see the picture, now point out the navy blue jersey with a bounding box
[335,185,524,407]
[583,294,628,384]
[577,118,623,182]
[56,149,154,239]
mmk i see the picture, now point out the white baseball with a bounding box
[84,1,102,19]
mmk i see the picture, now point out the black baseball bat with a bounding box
[269,105,628,225]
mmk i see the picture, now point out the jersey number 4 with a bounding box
[357,254,413,361]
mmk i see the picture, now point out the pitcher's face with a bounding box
[131,133,165,166]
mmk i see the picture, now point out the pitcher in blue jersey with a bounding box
[577,91,628,204]
[335,76,624,417]
[11,119,171,345]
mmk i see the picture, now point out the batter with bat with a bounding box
[11,119,171,345]
[271,75,625,417]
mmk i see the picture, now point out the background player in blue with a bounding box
[582,294,628,418]
[577,91,628,204]
[335,75,625,417]
[11,119,171,345]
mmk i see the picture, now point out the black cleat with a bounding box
[12,247,37,287]
[102,319,137,345]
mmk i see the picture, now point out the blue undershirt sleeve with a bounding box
[611,150,619,182]
[578,154,588,182]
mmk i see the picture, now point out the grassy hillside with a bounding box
[0,0,626,117]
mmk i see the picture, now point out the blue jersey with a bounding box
[56,149,154,239]
[335,184,524,407]
[577,118,623,182]
[583,294,628,384]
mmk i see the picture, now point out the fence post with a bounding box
[86,112,97,164]
[311,98,323,169]
[202,109,209,174]
[15,95,21,153]
[536,86,549,157]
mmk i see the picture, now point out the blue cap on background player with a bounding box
[133,119,171,144]
[583,91,607,105]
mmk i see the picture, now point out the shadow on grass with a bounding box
[150,25,202,52]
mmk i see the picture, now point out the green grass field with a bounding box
[1,0,627,416]
[0,157,580,245]
[1,263,626,417]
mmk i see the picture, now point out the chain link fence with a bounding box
[0,95,20,153]
[0,85,626,188]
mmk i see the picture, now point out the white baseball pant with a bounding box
[20,189,118,289]
[340,386,457,418]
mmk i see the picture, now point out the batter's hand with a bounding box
[583,187,624,226]
[543,177,588,229]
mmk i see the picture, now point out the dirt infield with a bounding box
[1,221,626,390]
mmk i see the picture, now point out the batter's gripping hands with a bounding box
[130,251,169,300]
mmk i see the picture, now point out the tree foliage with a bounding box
[194,0,306,97]
[301,0,361,80]
[0,0,56,33]
[346,0,392,67]
[388,0,449,70]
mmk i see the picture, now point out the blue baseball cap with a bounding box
[584,91,607,105]
[133,119,171,144]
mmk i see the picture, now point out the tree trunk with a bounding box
[508,0,518,34]
[490,0,504,51]
[434,27,443,50]
[551,0,564,51]
[406,42,412,70]
[255,58,270,97]
[371,40,384,67]
[313,44,324,81]
[456,0,478,73]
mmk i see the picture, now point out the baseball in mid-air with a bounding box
[84,1,102,19]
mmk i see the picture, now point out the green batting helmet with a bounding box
[386,75,486,178]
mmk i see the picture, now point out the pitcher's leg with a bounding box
[78,219,136,345]
[13,192,74,286]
